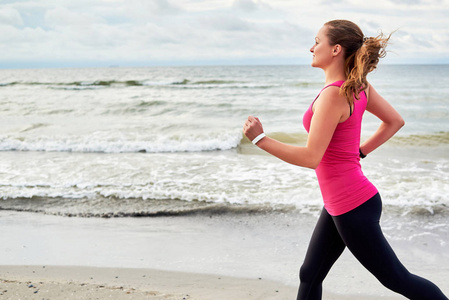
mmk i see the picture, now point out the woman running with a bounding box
[243,19,448,300]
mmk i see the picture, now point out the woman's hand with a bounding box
[243,116,264,142]
[361,83,405,155]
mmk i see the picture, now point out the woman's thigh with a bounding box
[333,194,408,282]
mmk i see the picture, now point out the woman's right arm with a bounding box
[360,83,405,156]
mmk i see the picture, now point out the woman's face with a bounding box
[310,26,334,69]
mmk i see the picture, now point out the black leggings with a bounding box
[297,193,448,300]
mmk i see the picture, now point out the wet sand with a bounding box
[0,210,447,299]
[0,265,405,300]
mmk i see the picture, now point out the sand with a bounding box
[0,210,447,299]
[0,265,291,300]
[0,265,405,300]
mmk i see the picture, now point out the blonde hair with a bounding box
[324,20,391,103]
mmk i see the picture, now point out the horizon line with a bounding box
[1,61,449,71]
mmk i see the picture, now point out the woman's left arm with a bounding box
[243,87,344,169]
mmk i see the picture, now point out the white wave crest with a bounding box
[0,131,243,153]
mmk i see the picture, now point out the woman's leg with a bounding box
[297,208,346,300]
[334,193,448,300]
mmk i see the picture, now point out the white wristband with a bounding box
[252,133,266,145]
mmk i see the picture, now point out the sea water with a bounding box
[0,65,448,218]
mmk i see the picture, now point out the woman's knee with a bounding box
[377,268,412,293]
[299,260,328,285]
[299,261,315,283]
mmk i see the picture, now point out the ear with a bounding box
[332,44,342,56]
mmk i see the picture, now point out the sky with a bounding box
[0,0,448,68]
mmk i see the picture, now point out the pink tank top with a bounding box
[303,81,378,216]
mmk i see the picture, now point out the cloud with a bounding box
[44,6,105,28]
[388,0,443,4]
[199,14,252,31]
[231,0,272,12]
[232,0,259,12]
[0,7,23,26]
[121,0,184,21]
[0,0,448,67]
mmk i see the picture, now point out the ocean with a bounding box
[0,65,448,218]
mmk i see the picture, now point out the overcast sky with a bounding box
[1,0,448,68]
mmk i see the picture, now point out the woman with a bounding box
[243,20,448,300]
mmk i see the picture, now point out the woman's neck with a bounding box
[323,60,346,85]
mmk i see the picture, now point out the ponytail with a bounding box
[343,33,390,101]
[324,20,392,104]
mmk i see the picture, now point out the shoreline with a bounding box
[0,265,403,300]
[0,210,447,299]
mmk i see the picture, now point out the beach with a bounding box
[0,65,448,299]
[0,265,297,300]
[1,210,448,299]
[0,266,406,300]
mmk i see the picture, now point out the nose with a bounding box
[310,45,314,53]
